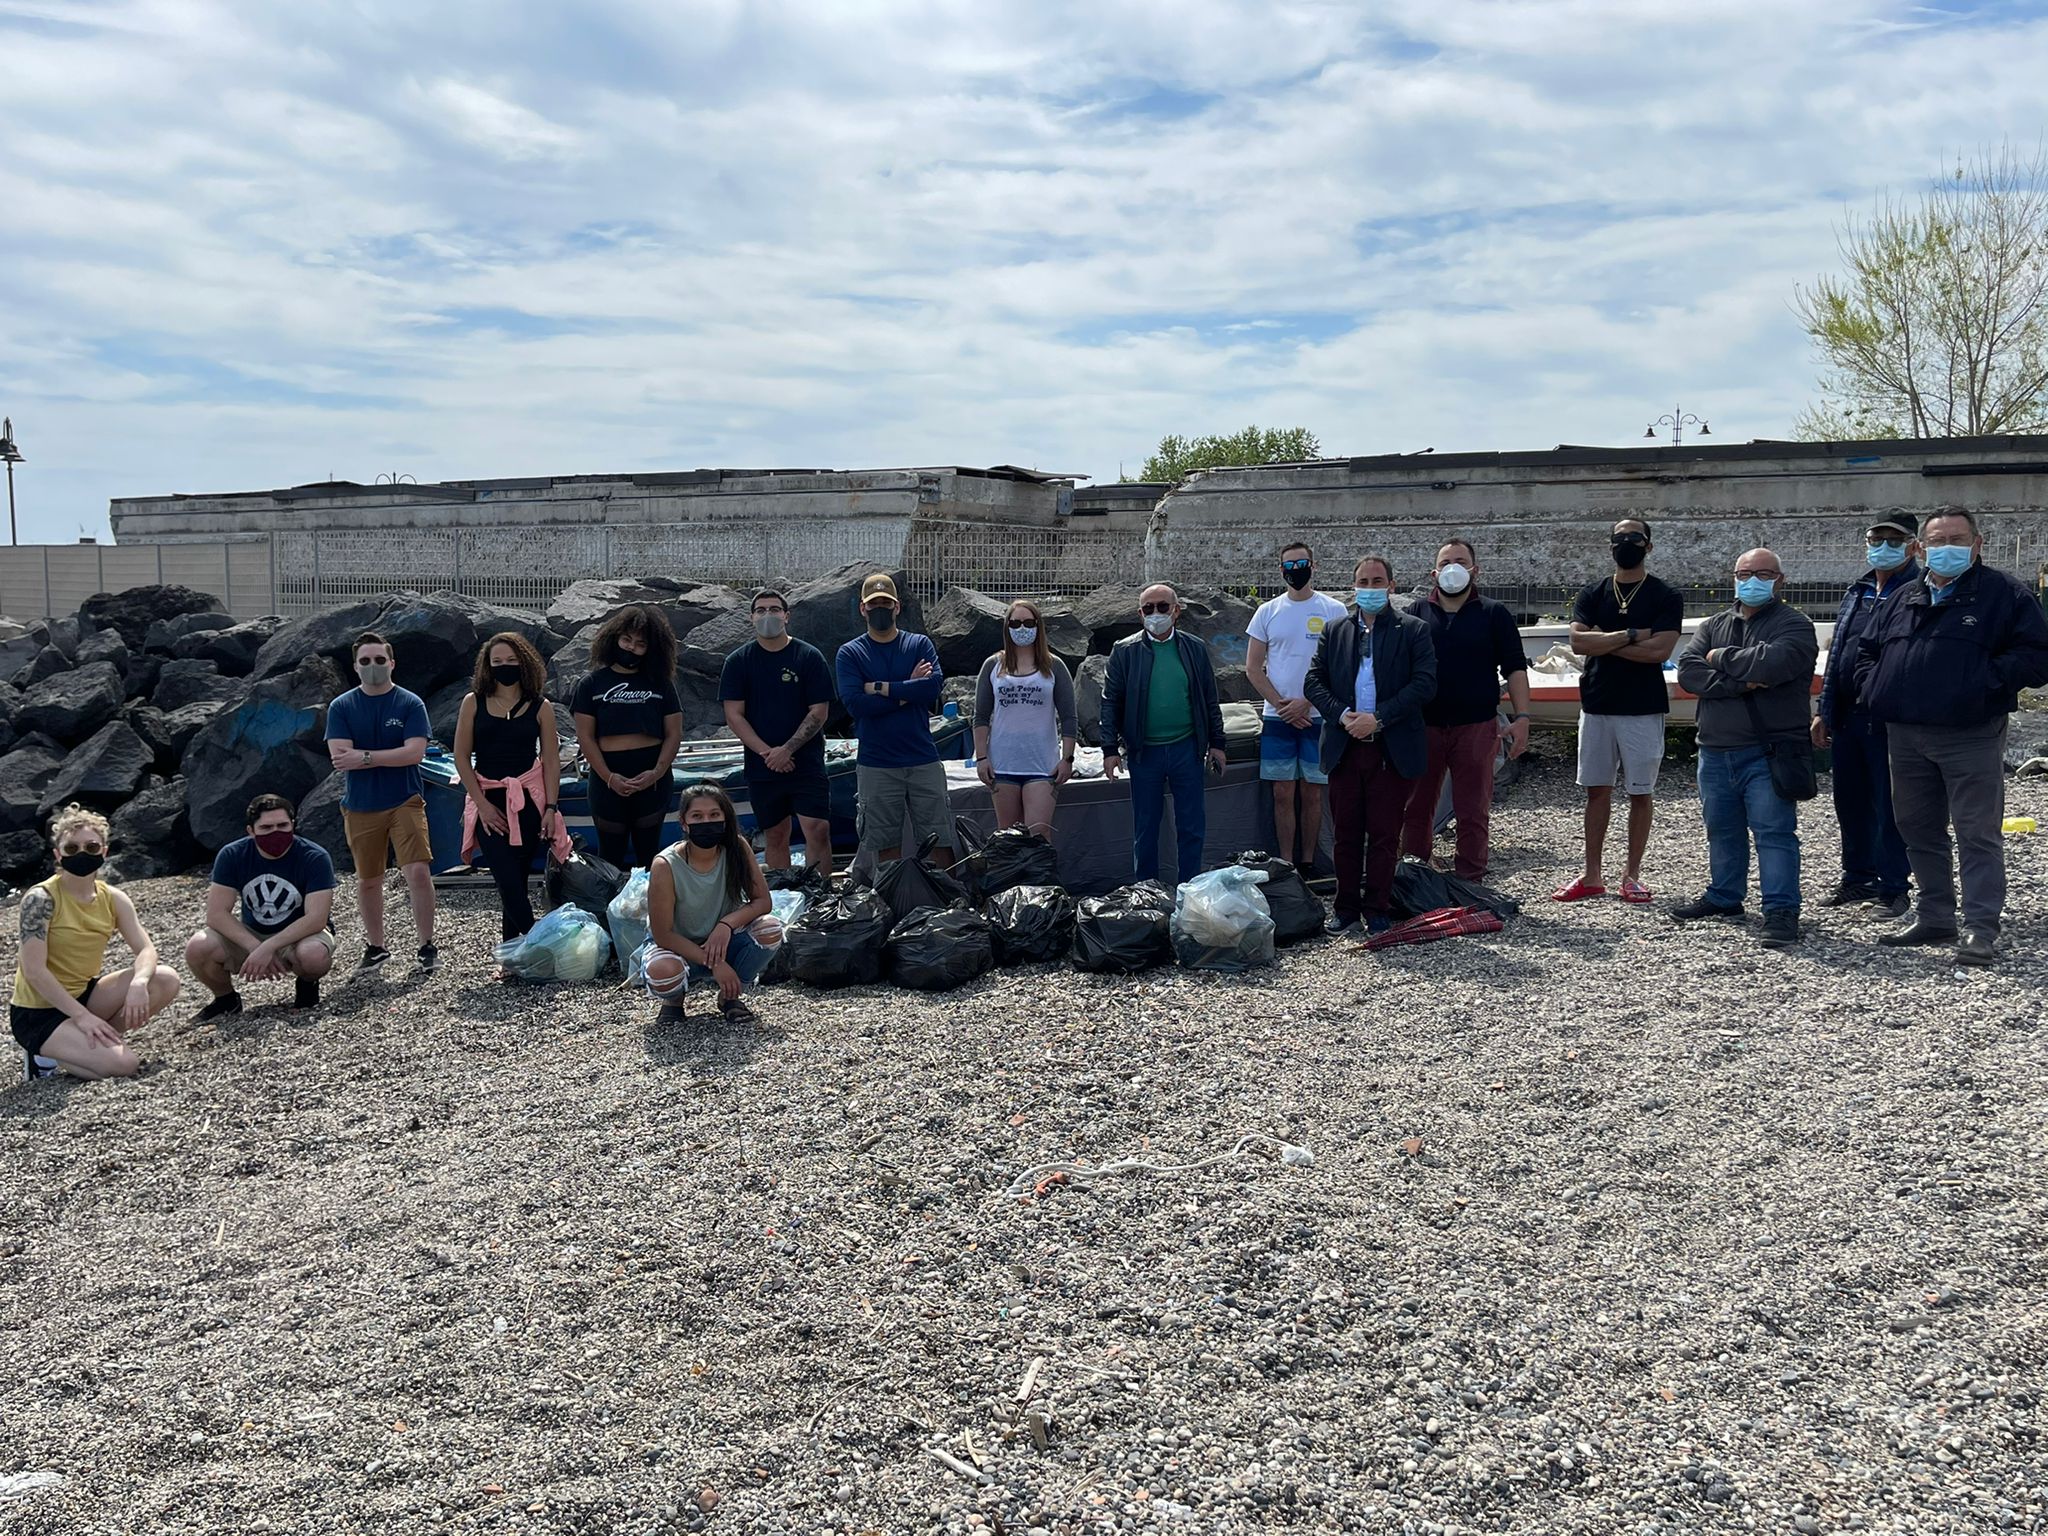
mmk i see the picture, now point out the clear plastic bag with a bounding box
[495,901,614,983]
[1171,865,1276,973]
[607,868,652,983]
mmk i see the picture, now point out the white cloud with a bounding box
[0,0,2044,537]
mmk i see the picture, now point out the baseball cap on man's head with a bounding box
[859,573,900,605]
[1867,513,1918,538]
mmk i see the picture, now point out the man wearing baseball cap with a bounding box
[834,573,955,877]
[1812,513,1920,916]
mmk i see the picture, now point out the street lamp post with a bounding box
[0,419,21,546]
[1644,406,1710,446]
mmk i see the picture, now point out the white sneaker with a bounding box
[23,1050,58,1082]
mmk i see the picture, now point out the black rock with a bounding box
[106,777,205,880]
[544,623,601,701]
[785,562,924,656]
[40,614,86,661]
[16,661,126,745]
[155,658,251,713]
[129,699,232,772]
[0,629,42,685]
[1075,582,1257,661]
[545,578,741,642]
[0,683,16,754]
[679,607,755,677]
[925,587,1092,676]
[249,596,395,682]
[21,645,74,687]
[80,584,226,650]
[39,720,152,817]
[377,591,557,697]
[1073,654,1110,746]
[1214,659,1261,704]
[142,609,238,654]
[0,739,64,833]
[171,615,280,676]
[181,655,346,851]
[123,652,163,700]
[76,627,131,673]
[296,773,350,872]
[425,678,471,745]
[0,829,50,882]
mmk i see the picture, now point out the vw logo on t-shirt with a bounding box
[243,872,304,930]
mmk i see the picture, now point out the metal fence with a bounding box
[0,540,275,622]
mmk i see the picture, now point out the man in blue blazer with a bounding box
[1305,555,1438,934]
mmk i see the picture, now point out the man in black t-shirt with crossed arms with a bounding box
[1555,518,1685,905]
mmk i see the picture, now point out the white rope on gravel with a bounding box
[1002,1133,1314,1200]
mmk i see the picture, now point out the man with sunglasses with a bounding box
[1812,514,1920,916]
[1852,508,2048,965]
[1245,541,1348,871]
[1101,584,1228,883]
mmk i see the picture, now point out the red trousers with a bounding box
[1402,721,1499,880]
[1330,740,1413,920]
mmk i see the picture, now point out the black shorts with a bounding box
[747,763,831,829]
[10,977,98,1056]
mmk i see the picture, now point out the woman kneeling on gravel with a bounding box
[11,805,182,1082]
[644,784,782,1027]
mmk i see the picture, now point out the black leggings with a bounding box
[588,745,672,870]
[477,790,542,940]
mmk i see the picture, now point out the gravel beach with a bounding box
[2,738,2044,1535]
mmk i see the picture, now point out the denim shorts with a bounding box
[1259,717,1328,784]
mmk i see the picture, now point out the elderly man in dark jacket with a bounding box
[1853,509,2048,965]
[1305,554,1437,935]
[1100,583,1228,883]
[1673,548,1819,949]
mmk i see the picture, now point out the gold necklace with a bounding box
[1612,575,1647,616]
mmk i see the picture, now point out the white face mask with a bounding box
[1436,563,1472,595]
[1008,625,1037,646]
[1142,612,1174,638]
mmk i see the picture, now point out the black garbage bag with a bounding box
[783,888,894,988]
[871,838,971,922]
[1391,860,1520,922]
[1071,880,1176,973]
[960,826,1062,905]
[987,883,1078,965]
[545,847,629,925]
[1235,851,1325,945]
[766,862,831,900]
[885,905,997,991]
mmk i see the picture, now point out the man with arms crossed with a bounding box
[721,587,836,881]
[1245,541,1348,872]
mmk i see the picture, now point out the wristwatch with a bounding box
[1626,627,1638,646]
[1509,713,1530,723]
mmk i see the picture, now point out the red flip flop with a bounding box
[1619,878,1655,904]
[1551,877,1607,902]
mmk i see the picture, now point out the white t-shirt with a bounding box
[1247,591,1348,719]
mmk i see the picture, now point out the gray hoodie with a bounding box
[1675,601,1819,750]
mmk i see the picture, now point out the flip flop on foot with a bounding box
[1550,877,1607,902]
[1619,878,1655,904]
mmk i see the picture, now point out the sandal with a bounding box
[1550,877,1607,903]
[1619,878,1655,904]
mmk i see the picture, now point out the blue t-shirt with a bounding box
[834,632,943,767]
[718,638,835,774]
[210,836,337,937]
[324,686,431,812]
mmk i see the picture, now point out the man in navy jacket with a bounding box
[1101,584,1228,883]
[1853,509,2048,965]
[1304,555,1437,935]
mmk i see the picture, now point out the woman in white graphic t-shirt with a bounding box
[972,600,1078,839]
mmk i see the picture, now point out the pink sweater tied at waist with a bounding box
[461,757,573,866]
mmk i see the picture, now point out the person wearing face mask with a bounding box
[721,588,836,881]
[974,599,1079,839]
[1556,519,1685,905]
[572,605,685,872]
[325,631,436,972]
[1811,515,1922,916]
[1673,549,1819,949]
[1100,584,1229,883]
[1245,541,1349,872]
[1303,555,1437,935]
[455,632,570,973]
[1401,538,1532,881]
[643,785,783,1027]
[1852,508,2048,965]
[11,805,180,1082]
[835,573,954,878]
[185,794,340,1018]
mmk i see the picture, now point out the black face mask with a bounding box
[1611,539,1648,571]
[865,605,896,633]
[613,653,643,673]
[490,663,522,687]
[61,851,105,877]
[685,821,726,849]
[1281,562,1312,591]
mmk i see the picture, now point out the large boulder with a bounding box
[0,830,50,883]
[123,653,163,700]
[21,645,74,688]
[107,777,205,881]
[143,609,238,654]
[16,661,125,745]
[1213,660,1260,705]
[128,699,233,773]
[181,655,346,851]
[0,629,41,685]
[171,615,280,677]
[924,586,1095,677]
[80,585,225,650]
[679,607,756,677]
[940,674,978,718]
[1073,654,1110,747]
[544,578,741,640]
[0,683,16,754]
[544,623,601,700]
[76,627,130,674]
[39,721,151,817]
[296,772,350,873]
[0,738,64,833]
[785,563,923,657]
[40,615,86,662]
[1075,583,1256,661]
[249,596,396,682]
[425,678,471,745]
[377,592,558,697]
[155,658,251,713]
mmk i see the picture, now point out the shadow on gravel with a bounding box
[643,1011,768,1077]
[0,1077,82,1119]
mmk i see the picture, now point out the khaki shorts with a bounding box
[344,796,432,878]
[216,926,336,972]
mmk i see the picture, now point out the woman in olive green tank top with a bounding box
[10,805,182,1082]
[643,784,782,1027]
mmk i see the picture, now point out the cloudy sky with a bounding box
[2,0,2043,540]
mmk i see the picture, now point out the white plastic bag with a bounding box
[608,868,652,984]
[495,902,614,983]
[1171,865,1275,973]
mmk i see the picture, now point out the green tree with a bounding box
[1137,426,1323,484]
[1793,143,2048,440]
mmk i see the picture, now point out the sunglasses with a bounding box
[1866,534,1908,548]
[60,841,105,855]
[1140,602,1175,616]
[1280,560,1310,571]
[1612,533,1649,546]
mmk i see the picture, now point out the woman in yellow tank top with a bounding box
[10,805,181,1082]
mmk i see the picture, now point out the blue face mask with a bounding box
[1866,541,1908,571]
[1735,575,1778,607]
[1925,545,1974,579]
[1354,588,1389,614]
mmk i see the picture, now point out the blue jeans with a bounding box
[1699,746,1802,913]
[652,927,773,995]
[1830,710,1910,896]
[1129,737,1207,884]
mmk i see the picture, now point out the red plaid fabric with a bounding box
[1361,905,1505,950]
